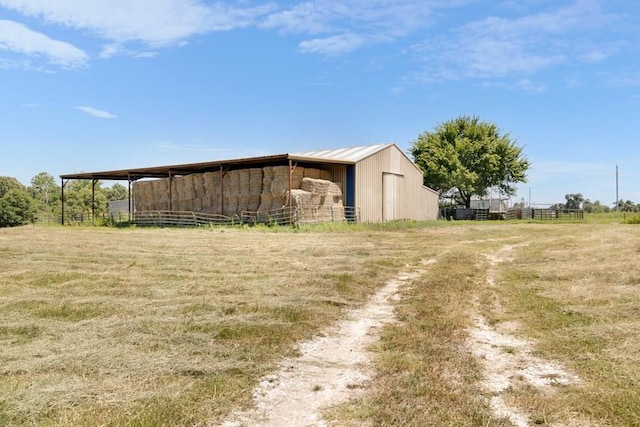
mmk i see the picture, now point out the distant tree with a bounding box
[105,183,127,201]
[615,199,639,212]
[583,199,610,213]
[410,115,530,208]
[0,176,24,197]
[0,177,35,227]
[63,180,108,219]
[564,193,584,210]
[30,172,60,211]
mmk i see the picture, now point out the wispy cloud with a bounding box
[260,0,468,55]
[0,19,88,68]
[0,0,274,45]
[299,33,366,56]
[409,0,628,84]
[76,105,117,119]
[0,0,275,65]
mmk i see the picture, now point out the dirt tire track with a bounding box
[467,244,581,426]
[218,266,429,427]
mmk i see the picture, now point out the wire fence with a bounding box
[45,206,361,227]
[440,208,585,221]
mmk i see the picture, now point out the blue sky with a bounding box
[1,0,638,207]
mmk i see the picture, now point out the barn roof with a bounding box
[289,143,394,163]
[60,143,396,181]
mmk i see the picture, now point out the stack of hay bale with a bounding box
[133,166,345,222]
[134,179,169,211]
[287,177,345,222]
[258,166,304,213]
[201,171,221,213]
[222,170,240,214]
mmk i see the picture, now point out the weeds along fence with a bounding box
[130,206,360,227]
[42,205,360,227]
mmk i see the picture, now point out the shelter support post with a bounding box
[289,160,297,224]
[61,178,68,225]
[92,179,97,224]
[127,174,132,221]
[220,166,226,216]
[168,170,173,211]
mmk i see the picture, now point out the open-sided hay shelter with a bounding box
[60,143,439,223]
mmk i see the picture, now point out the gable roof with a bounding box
[289,143,394,164]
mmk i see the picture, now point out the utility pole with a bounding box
[616,164,619,211]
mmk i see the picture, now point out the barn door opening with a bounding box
[382,172,404,221]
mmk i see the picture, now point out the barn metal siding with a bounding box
[355,145,439,222]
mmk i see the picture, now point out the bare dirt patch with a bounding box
[219,267,428,427]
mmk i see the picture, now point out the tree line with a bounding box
[0,172,127,228]
[551,193,639,213]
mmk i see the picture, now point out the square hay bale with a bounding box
[249,168,264,194]
[303,168,320,179]
[319,169,333,181]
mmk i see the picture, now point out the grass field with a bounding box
[1,220,639,426]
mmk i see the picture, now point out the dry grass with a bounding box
[1,221,639,426]
[0,225,402,425]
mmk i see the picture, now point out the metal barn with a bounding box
[60,143,439,224]
[291,143,439,222]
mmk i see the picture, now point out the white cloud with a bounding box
[76,105,117,118]
[299,33,366,56]
[98,43,158,59]
[410,0,627,83]
[261,0,468,55]
[0,0,274,46]
[0,19,88,68]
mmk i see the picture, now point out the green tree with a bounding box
[0,177,36,227]
[615,199,639,212]
[105,183,127,201]
[63,180,108,220]
[583,199,610,213]
[564,193,584,210]
[0,176,24,197]
[30,172,60,211]
[409,115,530,208]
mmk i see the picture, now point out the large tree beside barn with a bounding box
[409,115,530,208]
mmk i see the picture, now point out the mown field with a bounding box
[1,219,639,426]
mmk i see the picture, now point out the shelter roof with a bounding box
[60,143,396,181]
[60,154,290,181]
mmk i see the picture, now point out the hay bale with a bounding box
[202,171,222,213]
[259,167,275,213]
[223,170,240,214]
[249,168,263,194]
[288,189,313,206]
[133,180,152,211]
[319,169,332,181]
[303,168,320,179]
[191,173,204,198]
[287,177,345,222]
[242,168,263,212]
[182,174,197,200]
[136,178,169,211]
